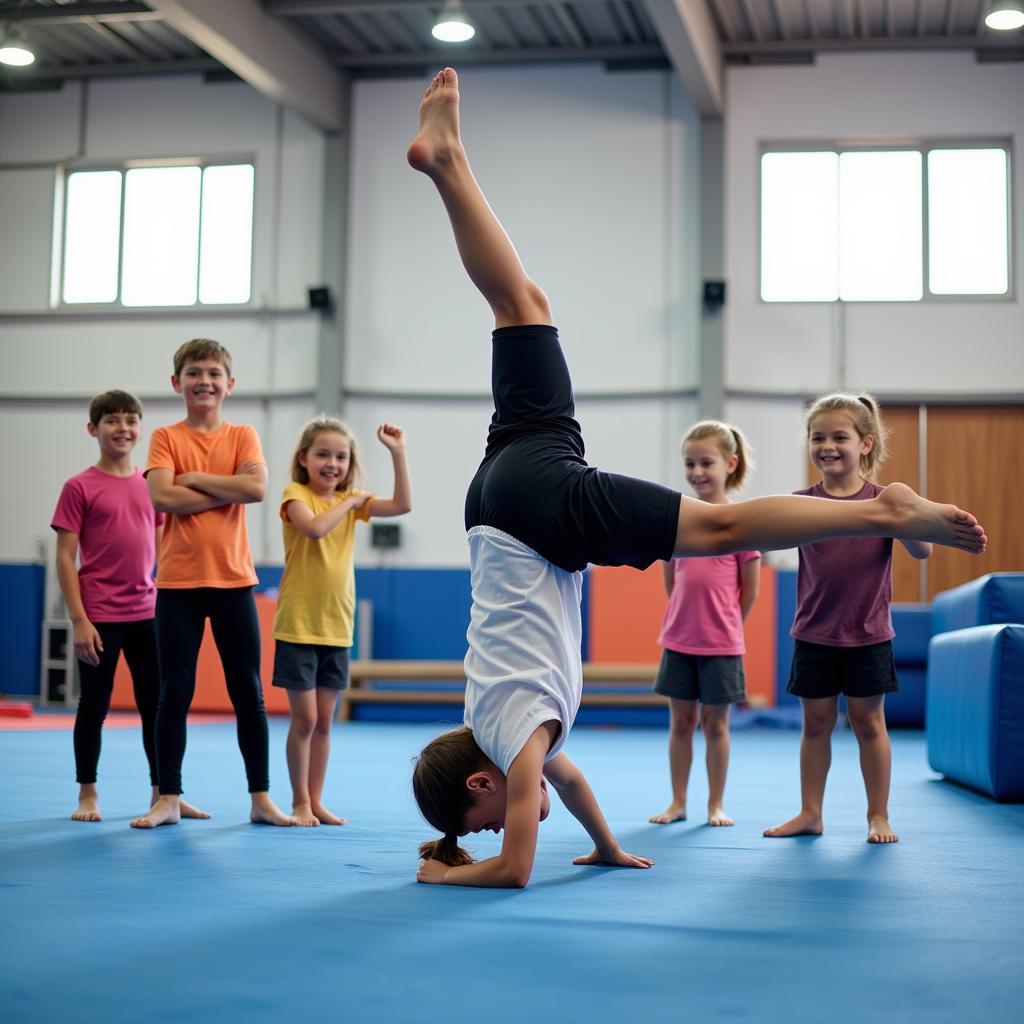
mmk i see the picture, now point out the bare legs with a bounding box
[763,695,897,843]
[650,701,734,827]
[285,689,347,827]
[675,483,986,560]
[408,68,551,328]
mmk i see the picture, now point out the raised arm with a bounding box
[147,468,229,515]
[417,726,550,889]
[175,461,267,505]
[55,530,102,667]
[367,424,412,518]
[543,753,654,869]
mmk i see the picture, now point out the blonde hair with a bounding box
[682,420,754,491]
[291,415,362,492]
[412,726,490,867]
[173,338,232,378]
[804,392,889,481]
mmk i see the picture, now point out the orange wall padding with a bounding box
[111,594,290,715]
[587,563,776,707]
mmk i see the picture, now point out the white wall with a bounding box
[0,65,704,569]
[344,65,702,565]
[723,52,1024,505]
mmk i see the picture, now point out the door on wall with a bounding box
[808,403,1023,602]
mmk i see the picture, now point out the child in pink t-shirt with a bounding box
[649,422,760,828]
[52,390,208,825]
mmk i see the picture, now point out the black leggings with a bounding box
[465,325,681,573]
[74,619,159,786]
[155,587,269,795]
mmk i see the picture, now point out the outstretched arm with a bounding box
[417,726,550,888]
[367,424,412,518]
[543,753,654,869]
[147,468,228,515]
[899,538,933,560]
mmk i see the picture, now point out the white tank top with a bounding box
[463,526,583,775]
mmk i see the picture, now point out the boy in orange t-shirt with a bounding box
[132,338,295,829]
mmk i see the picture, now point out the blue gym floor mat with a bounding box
[1,720,1022,1023]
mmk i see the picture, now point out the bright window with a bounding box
[60,162,254,306]
[760,144,1010,302]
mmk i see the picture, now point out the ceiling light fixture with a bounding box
[0,23,34,67]
[985,1,1024,30]
[432,0,475,44]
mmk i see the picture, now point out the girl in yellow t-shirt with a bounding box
[272,415,412,826]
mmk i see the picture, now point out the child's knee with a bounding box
[849,710,886,742]
[500,280,551,325]
[803,712,835,739]
[290,714,316,738]
[700,708,729,740]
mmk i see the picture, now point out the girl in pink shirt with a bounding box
[650,422,760,828]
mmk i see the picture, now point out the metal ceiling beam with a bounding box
[0,1,161,23]
[2,57,221,79]
[265,0,618,11]
[330,43,667,67]
[147,0,347,131]
[643,0,722,115]
[722,34,1021,54]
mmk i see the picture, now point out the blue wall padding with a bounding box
[775,569,798,706]
[891,604,933,662]
[932,573,1024,635]
[886,667,927,727]
[0,563,45,696]
[926,624,1024,801]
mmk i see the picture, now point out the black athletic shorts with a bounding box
[786,639,899,700]
[464,325,681,574]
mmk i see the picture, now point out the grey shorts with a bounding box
[272,640,351,692]
[653,649,746,705]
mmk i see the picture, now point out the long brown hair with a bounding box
[805,392,889,481]
[412,726,490,867]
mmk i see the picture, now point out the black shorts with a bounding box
[464,325,681,574]
[653,649,746,705]
[272,640,351,692]
[786,639,899,700]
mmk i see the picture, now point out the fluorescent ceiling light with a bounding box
[432,0,475,43]
[985,1,1024,30]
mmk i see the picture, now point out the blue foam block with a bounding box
[932,573,1024,635]
[926,624,1024,801]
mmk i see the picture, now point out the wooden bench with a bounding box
[341,660,664,719]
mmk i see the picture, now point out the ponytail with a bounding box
[418,835,475,867]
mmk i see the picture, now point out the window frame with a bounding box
[55,156,257,311]
[758,138,1014,304]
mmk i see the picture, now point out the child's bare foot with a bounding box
[311,802,347,826]
[131,795,181,829]
[763,810,823,838]
[707,804,734,827]
[150,787,210,820]
[649,802,686,824]
[879,482,987,554]
[867,815,899,844]
[291,802,320,827]
[407,67,462,176]
[250,792,296,827]
[71,796,102,822]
